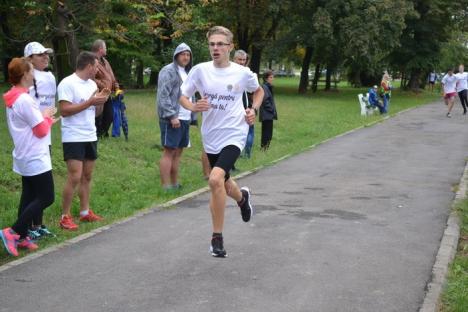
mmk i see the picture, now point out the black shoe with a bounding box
[238,187,253,222]
[210,236,227,258]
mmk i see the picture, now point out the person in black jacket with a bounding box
[260,70,277,150]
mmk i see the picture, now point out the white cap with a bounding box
[373,85,378,88]
[24,42,53,57]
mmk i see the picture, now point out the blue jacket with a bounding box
[368,88,379,106]
[156,43,192,119]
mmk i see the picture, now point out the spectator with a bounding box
[455,64,468,115]
[368,85,385,114]
[380,72,392,114]
[111,84,129,140]
[91,39,119,138]
[428,70,437,92]
[179,26,264,257]
[24,41,57,239]
[260,70,277,151]
[441,68,457,118]
[57,51,109,230]
[157,43,193,191]
[234,49,255,159]
[1,57,57,256]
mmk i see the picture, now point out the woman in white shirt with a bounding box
[24,42,57,238]
[0,58,57,257]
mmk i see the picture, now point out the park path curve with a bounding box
[1,101,467,312]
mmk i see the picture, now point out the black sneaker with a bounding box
[210,236,227,258]
[27,229,41,240]
[37,225,56,238]
[238,187,253,222]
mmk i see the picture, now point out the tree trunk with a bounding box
[298,46,313,94]
[312,63,321,93]
[250,45,262,74]
[136,59,144,89]
[149,70,158,86]
[53,2,79,80]
[408,68,422,91]
[325,65,332,91]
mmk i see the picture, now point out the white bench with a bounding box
[358,93,378,116]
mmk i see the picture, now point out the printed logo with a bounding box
[227,84,233,92]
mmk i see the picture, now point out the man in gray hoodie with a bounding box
[157,43,193,191]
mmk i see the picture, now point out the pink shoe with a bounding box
[17,237,39,251]
[0,228,20,257]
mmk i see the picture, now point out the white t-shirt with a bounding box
[6,93,52,176]
[57,73,98,142]
[442,74,457,94]
[180,61,259,154]
[177,66,192,121]
[429,72,437,82]
[30,69,56,145]
[455,72,468,92]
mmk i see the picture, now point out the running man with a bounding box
[455,64,468,115]
[441,68,457,118]
[179,26,264,257]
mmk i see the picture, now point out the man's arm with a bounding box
[179,95,210,112]
[245,86,264,125]
[157,70,179,119]
[60,93,107,117]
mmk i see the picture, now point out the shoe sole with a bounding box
[240,187,254,222]
[210,246,227,258]
[0,231,18,256]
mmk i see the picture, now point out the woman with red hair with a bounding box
[0,57,58,256]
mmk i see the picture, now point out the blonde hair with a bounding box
[206,26,233,43]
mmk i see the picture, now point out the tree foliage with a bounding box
[0,0,467,92]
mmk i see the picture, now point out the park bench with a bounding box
[358,93,378,116]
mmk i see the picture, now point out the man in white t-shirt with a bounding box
[180,26,264,258]
[57,51,109,230]
[442,68,458,117]
[157,43,193,191]
[455,64,468,115]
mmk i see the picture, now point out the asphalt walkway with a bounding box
[1,101,467,312]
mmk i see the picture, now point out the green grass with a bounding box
[440,199,468,312]
[0,77,438,264]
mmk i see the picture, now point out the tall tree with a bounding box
[207,0,285,74]
[388,0,454,90]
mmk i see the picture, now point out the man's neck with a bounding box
[75,70,88,81]
[213,59,230,68]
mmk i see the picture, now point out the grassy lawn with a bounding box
[0,77,438,265]
[440,198,468,311]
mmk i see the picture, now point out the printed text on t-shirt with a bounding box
[204,91,236,111]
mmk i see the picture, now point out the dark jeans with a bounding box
[14,170,54,238]
[95,97,113,137]
[261,120,273,150]
[458,89,468,113]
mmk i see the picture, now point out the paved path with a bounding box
[1,102,467,312]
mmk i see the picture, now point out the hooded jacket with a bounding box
[157,43,192,119]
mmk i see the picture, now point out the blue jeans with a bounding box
[244,125,254,158]
[382,94,390,113]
